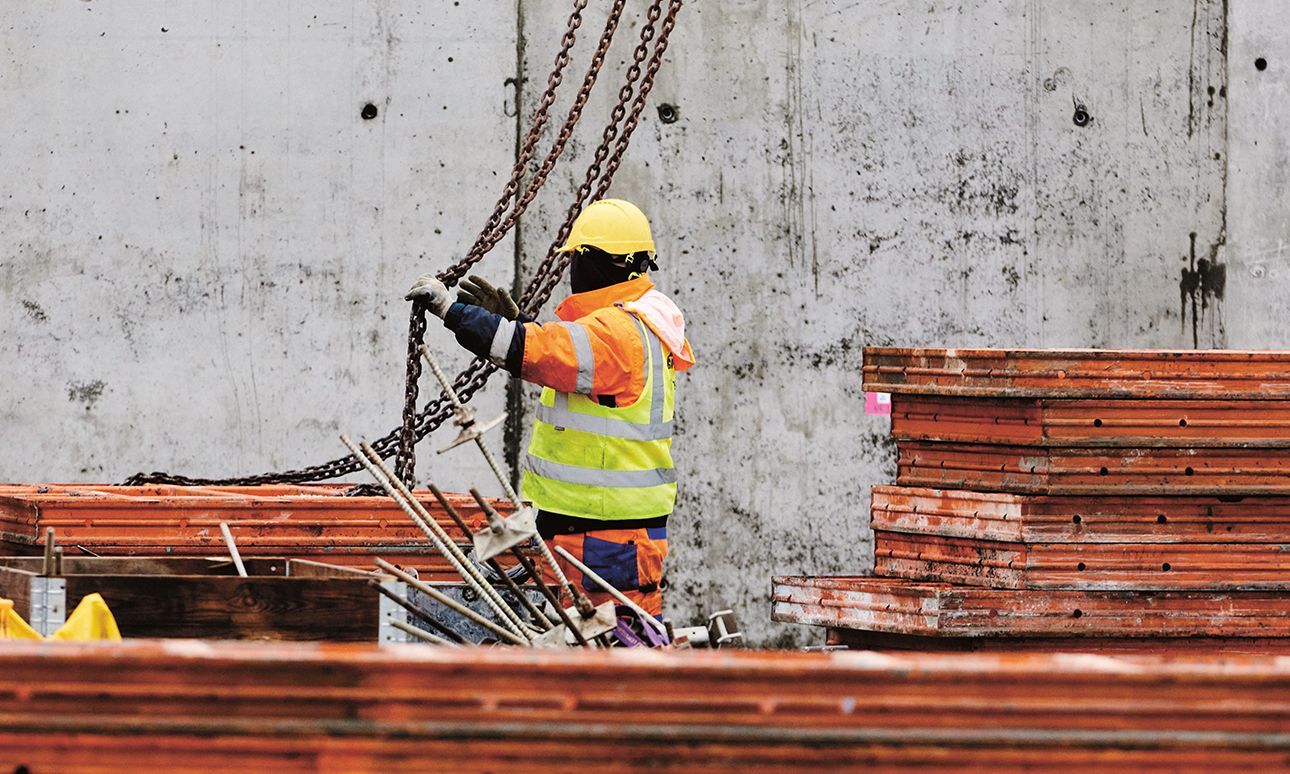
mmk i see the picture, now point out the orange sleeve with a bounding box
[520,308,646,403]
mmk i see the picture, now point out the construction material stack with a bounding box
[0,484,504,578]
[774,347,1290,651]
[5,640,1290,771]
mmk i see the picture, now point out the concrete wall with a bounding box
[1,1,1284,646]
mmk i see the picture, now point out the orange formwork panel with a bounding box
[873,530,1290,590]
[771,575,1290,638]
[820,628,1290,654]
[0,484,509,577]
[896,441,1290,495]
[889,394,1290,447]
[862,346,1290,399]
[2,640,1290,772]
[871,485,1290,543]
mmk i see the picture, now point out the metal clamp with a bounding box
[28,576,67,637]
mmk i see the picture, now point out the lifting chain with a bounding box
[126,0,683,488]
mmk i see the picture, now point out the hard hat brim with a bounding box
[556,241,656,255]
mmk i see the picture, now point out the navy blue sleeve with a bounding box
[441,302,526,377]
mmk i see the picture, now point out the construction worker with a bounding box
[406,199,694,617]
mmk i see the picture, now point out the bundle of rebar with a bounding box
[774,347,1290,651]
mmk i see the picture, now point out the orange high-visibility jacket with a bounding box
[441,276,694,520]
[519,276,694,403]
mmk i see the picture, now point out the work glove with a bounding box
[404,273,453,318]
[457,274,520,321]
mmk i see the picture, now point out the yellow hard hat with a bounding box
[556,199,655,255]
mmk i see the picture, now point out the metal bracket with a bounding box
[28,576,66,637]
[437,412,506,454]
[707,609,743,647]
[472,505,538,561]
[534,601,617,646]
[405,581,546,645]
[377,579,411,644]
[672,608,743,650]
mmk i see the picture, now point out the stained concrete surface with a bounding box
[0,1,1282,646]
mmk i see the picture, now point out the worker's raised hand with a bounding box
[457,274,520,321]
[404,273,453,318]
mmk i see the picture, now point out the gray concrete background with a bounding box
[1,1,1284,646]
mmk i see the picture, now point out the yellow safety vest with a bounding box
[522,313,676,520]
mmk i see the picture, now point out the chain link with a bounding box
[126,0,684,488]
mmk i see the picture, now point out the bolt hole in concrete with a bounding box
[657,103,679,123]
[1256,57,1268,71]
[1072,105,1092,127]
[361,103,379,120]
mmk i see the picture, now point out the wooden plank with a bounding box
[61,575,383,641]
[0,556,256,576]
[0,566,36,621]
[284,559,382,579]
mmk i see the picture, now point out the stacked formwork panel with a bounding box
[0,484,509,578]
[774,348,1290,650]
[5,640,1290,772]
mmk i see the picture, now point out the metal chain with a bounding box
[395,0,629,482]
[522,0,674,318]
[126,0,684,487]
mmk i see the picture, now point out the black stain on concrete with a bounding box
[947,149,1021,217]
[21,300,47,322]
[67,380,107,410]
[1001,265,1021,291]
[1180,231,1226,348]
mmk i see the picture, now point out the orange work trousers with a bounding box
[541,526,668,616]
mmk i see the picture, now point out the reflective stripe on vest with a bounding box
[521,312,676,520]
[524,455,677,487]
[534,322,671,441]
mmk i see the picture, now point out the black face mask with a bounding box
[570,248,647,294]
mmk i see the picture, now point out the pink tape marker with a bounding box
[864,391,892,416]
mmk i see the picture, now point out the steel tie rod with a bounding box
[374,558,527,646]
[419,344,593,617]
[355,438,537,638]
[446,489,555,631]
[339,434,532,643]
[554,544,669,636]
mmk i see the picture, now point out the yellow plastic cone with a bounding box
[0,594,122,641]
[51,593,122,641]
[0,599,43,640]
